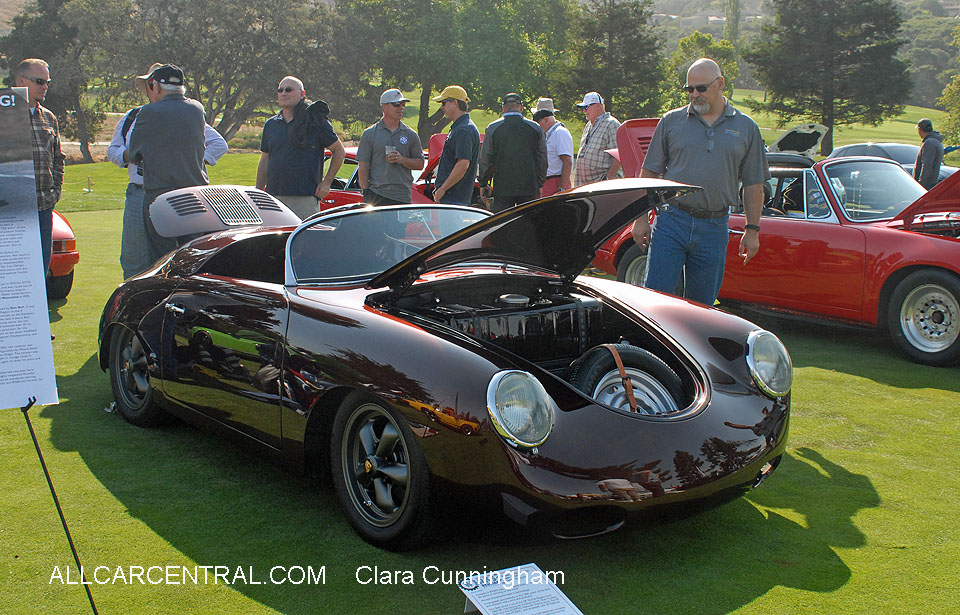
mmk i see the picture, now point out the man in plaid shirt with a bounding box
[15,58,64,278]
[574,92,621,186]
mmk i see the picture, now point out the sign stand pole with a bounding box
[20,397,98,615]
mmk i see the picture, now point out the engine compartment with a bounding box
[382,274,697,415]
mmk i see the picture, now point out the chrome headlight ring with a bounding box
[746,330,793,398]
[486,370,556,449]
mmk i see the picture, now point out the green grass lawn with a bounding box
[2,198,958,613]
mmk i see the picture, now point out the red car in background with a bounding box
[593,120,960,366]
[48,209,78,299]
[321,135,483,210]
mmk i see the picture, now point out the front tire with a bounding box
[887,270,960,366]
[109,327,166,426]
[331,392,436,550]
[616,244,648,285]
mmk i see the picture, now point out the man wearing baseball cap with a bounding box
[914,118,944,190]
[107,62,228,278]
[574,91,621,186]
[431,85,480,205]
[356,88,424,206]
[125,64,208,264]
[477,92,546,212]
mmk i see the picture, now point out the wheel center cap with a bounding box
[363,458,376,474]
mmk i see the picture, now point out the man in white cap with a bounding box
[357,88,424,205]
[532,97,573,196]
[574,91,621,186]
[107,62,228,278]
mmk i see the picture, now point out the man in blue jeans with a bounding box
[631,58,769,305]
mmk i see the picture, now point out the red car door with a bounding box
[722,169,867,320]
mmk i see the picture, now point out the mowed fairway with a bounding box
[2,178,959,613]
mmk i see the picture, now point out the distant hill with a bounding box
[0,0,29,35]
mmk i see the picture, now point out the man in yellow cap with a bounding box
[431,85,480,205]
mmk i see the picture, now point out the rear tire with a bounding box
[46,270,74,300]
[331,392,437,550]
[887,270,960,366]
[569,344,684,415]
[109,327,167,426]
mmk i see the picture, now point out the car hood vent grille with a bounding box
[167,193,206,216]
[149,185,302,238]
[246,190,284,212]
[200,187,263,225]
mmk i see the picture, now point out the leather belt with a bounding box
[545,174,561,179]
[673,203,727,219]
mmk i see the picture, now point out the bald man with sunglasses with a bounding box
[630,58,769,306]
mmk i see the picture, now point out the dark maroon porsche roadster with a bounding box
[99,180,791,549]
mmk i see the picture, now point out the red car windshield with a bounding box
[823,160,926,222]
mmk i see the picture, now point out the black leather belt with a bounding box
[545,174,561,179]
[674,203,727,218]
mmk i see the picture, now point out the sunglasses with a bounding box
[389,102,406,108]
[22,76,51,86]
[277,87,298,93]
[682,76,720,93]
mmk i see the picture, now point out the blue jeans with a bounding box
[39,207,53,276]
[121,183,150,278]
[643,206,729,306]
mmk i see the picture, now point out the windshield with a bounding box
[289,206,487,283]
[823,160,925,222]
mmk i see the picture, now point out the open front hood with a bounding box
[369,178,699,293]
[767,123,827,159]
[892,165,960,224]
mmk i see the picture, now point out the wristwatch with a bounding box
[744,224,760,232]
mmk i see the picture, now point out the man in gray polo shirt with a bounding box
[631,58,769,305]
[357,88,425,205]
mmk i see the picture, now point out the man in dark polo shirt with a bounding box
[431,85,480,205]
[256,75,345,219]
[356,88,424,205]
[478,92,547,212]
[630,58,769,306]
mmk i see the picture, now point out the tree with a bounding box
[744,0,911,154]
[571,0,664,119]
[662,31,739,112]
[342,0,578,144]
[723,0,742,53]
[54,0,347,141]
[937,23,960,144]
[899,15,957,108]
[1,0,105,162]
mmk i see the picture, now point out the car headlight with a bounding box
[487,371,555,448]
[746,330,793,398]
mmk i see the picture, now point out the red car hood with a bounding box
[892,166,960,225]
[369,178,698,293]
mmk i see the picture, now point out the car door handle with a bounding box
[165,302,185,317]
[321,199,335,204]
